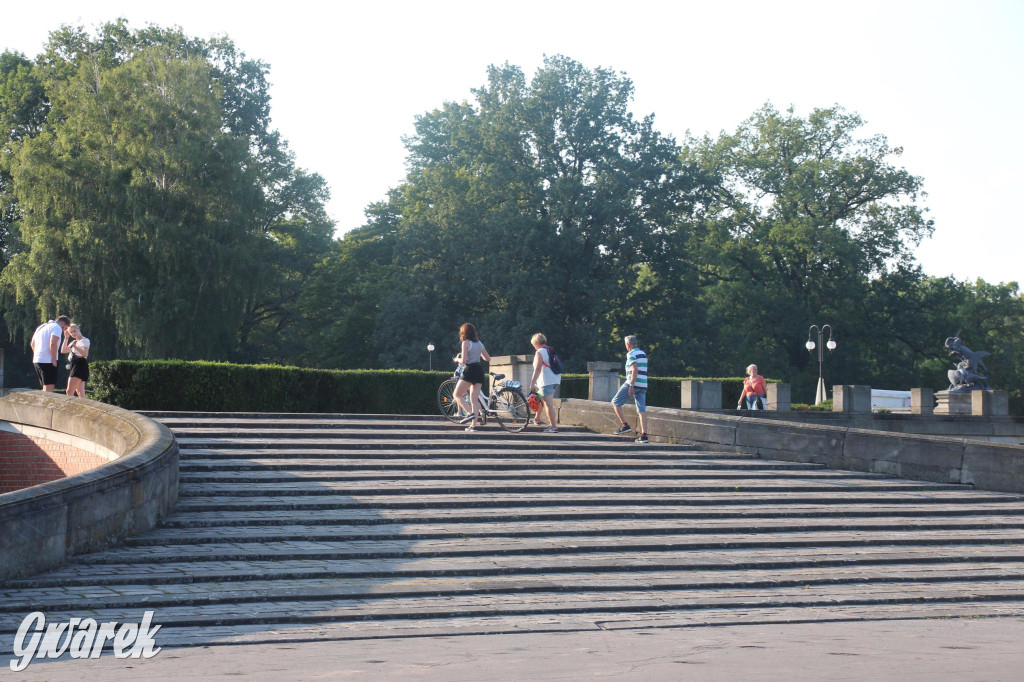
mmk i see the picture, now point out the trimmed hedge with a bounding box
[89,360,773,413]
[90,360,453,413]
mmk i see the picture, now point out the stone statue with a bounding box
[944,335,991,392]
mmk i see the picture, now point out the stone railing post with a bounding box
[766,383,790,411]
[681,381,722,410]
[973,390,1009,416]
[833,385,872,414]
[699,381,722,410]
[588,362,620,402]
[681,381,700,409]
[488,355,535,393]
[911,388,934,415]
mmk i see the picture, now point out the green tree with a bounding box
[0,50,47,268]
[286,205,400,370]
[368,56,698,368]
[0,21,332,361]
[681,104,935,395]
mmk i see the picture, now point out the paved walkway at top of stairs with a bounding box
[4,412,1024,654]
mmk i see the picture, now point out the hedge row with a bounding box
[88,361,765,413]
[90,360,454,413]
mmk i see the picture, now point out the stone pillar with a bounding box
[588,362,620,402]
[488,355,534,392]
[972,390,1009,416]
[934,390,972,415]
[699,381,722,410]
[766,383,790,411]
[911,388,934,415]
[681,380,722,410]
[680,381,700,409]
[833,385,872,414]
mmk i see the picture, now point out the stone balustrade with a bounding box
[0,391,178,581]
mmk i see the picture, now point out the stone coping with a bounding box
[558,399,1024,495]
[0,391,178,582]
[0,421,121,462]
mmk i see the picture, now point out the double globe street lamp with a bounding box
[806,324,837,405]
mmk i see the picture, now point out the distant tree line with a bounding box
[2,23,1021,410]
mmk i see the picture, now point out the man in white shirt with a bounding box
[30,315,71,391]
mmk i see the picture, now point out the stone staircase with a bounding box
[4,413,1024,649]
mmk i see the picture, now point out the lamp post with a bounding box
[427,343,435,371]
[806,324,837,405]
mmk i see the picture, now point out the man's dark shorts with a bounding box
[34,362,57,387]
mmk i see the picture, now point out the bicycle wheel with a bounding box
[437,378,468,422]
[492,388,529,433]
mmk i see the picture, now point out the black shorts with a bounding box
[462,362,486,385]
[69,356,90,382]
[34,362,58,387]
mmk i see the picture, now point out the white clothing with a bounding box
[536,347,562,387]
[31,321,63,363]
[463,340,484,364]
[69,336,91,361]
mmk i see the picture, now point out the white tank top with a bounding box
[464,340,483,363]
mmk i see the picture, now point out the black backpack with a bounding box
[544,346,564,375]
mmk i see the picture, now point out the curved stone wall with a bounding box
[0,391,178,582]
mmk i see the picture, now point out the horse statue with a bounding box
[944,335,991,392]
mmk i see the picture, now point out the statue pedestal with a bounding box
[934,391,973,415]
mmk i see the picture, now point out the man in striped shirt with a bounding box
[611,335,649,443]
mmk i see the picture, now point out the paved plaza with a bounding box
[3,414,1024,678]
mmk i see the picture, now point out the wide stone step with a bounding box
[172,439,689,452]
[178,457,824,471]
[62,528,1024,565]
[122,516,1024,546]
[155,502,1024,528]
[5,563,1024,613]
[141,412,447,422]
[168,423,592,436]
[138,602,1024,648]
[173,484,971,500]
[170,490,1014,513]
[175,469,878,483]
[10,545,1024,588]
[169,430,622,446]
[3,580,1024,634]
[175,447,759,459]
[176,478,965,498]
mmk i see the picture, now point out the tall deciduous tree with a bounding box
[682,104,935,392]
[0,21,332,360]
[367,56,698,368]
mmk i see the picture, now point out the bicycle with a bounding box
[437,366,530,433]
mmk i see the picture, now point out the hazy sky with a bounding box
[3,0,1022,284]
